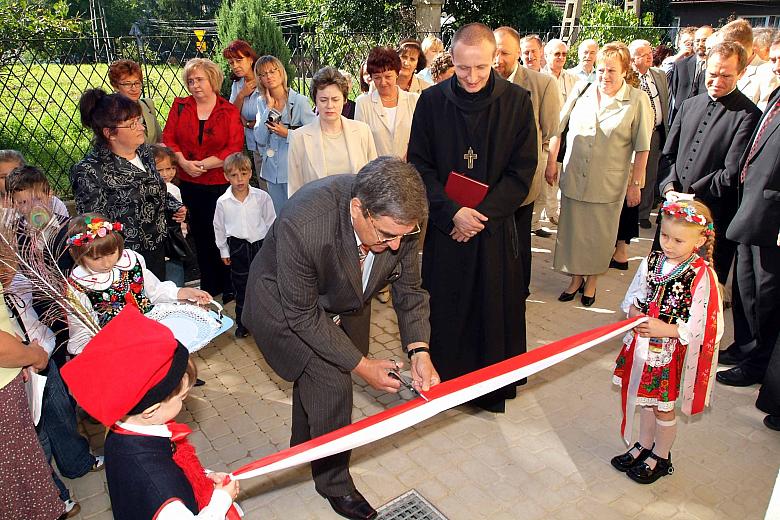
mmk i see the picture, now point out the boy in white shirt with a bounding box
[213,152,276,337]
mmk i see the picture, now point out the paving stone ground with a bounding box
[65,218,779,519]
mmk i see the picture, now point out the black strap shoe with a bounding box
[627,452,674,484]
[324,490,377,520]
[610,442,653,472]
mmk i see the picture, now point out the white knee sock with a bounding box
[637,406,656,450]
[652,417,677,460]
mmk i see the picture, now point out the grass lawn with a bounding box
[0,63,189,197]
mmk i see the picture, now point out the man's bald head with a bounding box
[452,22,497,52]
[494,26,520,46]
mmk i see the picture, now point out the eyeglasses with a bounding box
[551,52,568,58]
[118,80,143,89]
[365,209,421,244]
[258,68,279,79]
[114,117,144,130]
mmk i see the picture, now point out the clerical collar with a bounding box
[709,87,738,102]
[453,69,495,101]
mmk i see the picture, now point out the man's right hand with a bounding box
[452,207,488,239]
[353,357,402,393]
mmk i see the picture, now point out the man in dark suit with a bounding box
[668,25,713,123]
[243,157,438,519]
[717,67,780,401]
[658,41,762,283]
[630,39,671,228]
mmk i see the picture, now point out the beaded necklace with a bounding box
[649,253,696,285]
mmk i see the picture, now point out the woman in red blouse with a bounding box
[162,58,244,298]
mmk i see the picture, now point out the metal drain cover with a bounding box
[377,489,449,520]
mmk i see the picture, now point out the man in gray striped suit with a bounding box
[244,157,438,519]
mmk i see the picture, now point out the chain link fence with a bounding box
[0,30,401,197]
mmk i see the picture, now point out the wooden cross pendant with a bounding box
[464,147,478,169]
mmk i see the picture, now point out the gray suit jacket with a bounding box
[512,66,561,205]
[243,174,430,381]
[647,67,671,141]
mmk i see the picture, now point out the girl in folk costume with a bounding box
[611,193,723,484]
[65,213,211,355]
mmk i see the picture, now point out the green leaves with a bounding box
[0,0,84,40]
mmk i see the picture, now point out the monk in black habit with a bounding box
[408,23,537,413]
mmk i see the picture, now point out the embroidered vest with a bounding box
[70,261,153,326]
[642,251,698,325]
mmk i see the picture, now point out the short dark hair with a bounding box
[79,89,142,147]
[311,66,349,102]
[6,165,51,195]
[397,39,427,72]
[708,41,748,72]
[452,23,497,52]
[150,144,176,164]
[366,46,402,75]
[351,156,428,225]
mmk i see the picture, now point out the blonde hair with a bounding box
[421,35,444,55]
[663,199,716,266]
[223,152,252,174]
[182,58,224,93]
[254,55,289,98]
[597,41,639,88]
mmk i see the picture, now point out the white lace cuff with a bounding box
[676,319,690,346]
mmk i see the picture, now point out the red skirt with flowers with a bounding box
[613,336,688,411]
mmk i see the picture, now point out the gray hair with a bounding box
[545,38,567,53]
[0,150,25,165]
[352,156,428,224]
[629,39,652,55]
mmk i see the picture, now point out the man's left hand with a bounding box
[408,343,440,392]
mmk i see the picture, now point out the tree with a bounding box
[216,0,295,88]
[442,0,563,35]
[574,0,665,50]
[0,0,83,39]
[68,0,142,37]
[313,0,415,37]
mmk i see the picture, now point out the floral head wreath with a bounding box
[67,217,123,247]
[661,192,714,236]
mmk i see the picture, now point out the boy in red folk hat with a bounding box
[61,306,242,520]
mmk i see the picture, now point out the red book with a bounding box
[445,171,488,208]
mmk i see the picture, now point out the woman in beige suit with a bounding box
[287,67,377,196]
[355,46,419,161]
[548,42,653,306]
[397,39,432,94]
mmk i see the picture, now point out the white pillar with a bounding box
[413,0,444,35]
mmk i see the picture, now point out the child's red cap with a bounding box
[61,305,189,426]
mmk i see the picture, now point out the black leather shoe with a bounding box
[324,490,377,520]
[235,326,249,338]
[559,280,585,302]
[194,378,206,387]
[639,219,652,229]
[627,452,674,484]
[581,291,596,307]
[222,292,235,305]
[717,347,746,366]
[716,366,762,387]
[611,442,654,472]
[764,415,780,431]
[609,258,629,270]
[533,228,552,238]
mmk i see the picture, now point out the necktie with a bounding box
[691,60,705,97]
[741,99,780,182]
[358,244,370,271]
[640,74,657,126]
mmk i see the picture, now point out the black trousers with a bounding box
[179,181,230,296]
[757,333,780,416]
[736,244,780,380]
[228,237,263,328]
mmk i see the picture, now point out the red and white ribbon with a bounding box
[229,317,646,481]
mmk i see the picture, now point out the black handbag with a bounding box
[557,82,593,163]
[165,224,193,262]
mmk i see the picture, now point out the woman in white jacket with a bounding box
[354,46,419,161]
[287,67,377,197]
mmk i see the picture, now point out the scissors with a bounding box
[388,359,429,402]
